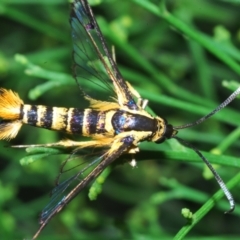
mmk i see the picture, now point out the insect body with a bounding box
[0,88,174,146]
[0,0,240,239]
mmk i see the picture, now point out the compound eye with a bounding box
[155,136,166,144]
[164,124,175,139]
[154,124,175,144]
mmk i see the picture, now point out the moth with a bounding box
[0,0,239,238]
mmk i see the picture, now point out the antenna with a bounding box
[174,87,240,130]
[173,136,235,213]
[171,87,240,213]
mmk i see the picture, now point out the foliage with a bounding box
[0,0,240,239]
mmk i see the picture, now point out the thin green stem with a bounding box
[173,172,240,240]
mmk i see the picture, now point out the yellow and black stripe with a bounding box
[0,88,170,143]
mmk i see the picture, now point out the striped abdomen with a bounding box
[21,105,115,136]
[0,88,163,141]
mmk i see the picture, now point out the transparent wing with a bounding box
[41,149,105,223]
[71,0,138,110]
[32,135,135,239]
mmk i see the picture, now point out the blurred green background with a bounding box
[1,0,240,239]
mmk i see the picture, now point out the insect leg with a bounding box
[126,81,148,109]
[11,138,113,149]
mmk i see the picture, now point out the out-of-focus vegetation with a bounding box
[0,0,240,239]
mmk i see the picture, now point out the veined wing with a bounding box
[32,135,135,239]
[71,0,138,110]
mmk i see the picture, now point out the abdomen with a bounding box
[21,105,112,136]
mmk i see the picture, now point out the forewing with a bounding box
[40,149,104,224]
[32,135,135,239]
[71,0,138,109]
